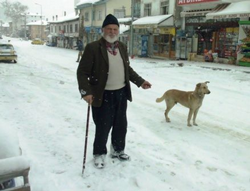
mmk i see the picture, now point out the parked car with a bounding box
[31,38,44,45]
[46,41,56,47]
[0,43,17,63]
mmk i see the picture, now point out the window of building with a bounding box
[64,25,66,33]
[161,0,169,15]
[51,26,53,33]
[75,24,78,32]
[70,24,73,33]
[134,0,141,18]
[85,12,89,21]
[98,10,102,21]
[67,25,69,33]
[93,11,95,21]
[144,3,152,16]
[59,26,61,31]
[114,8,125,18]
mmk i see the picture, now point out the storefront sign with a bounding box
[213,13,250,19]
[186,17,206,24]
[158,28,176,35]
[178,0,219,5]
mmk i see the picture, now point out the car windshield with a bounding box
[0,45,14,50]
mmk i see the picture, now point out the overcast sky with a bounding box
[7,0,75,20]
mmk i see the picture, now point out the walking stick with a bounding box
[82,104,90,175]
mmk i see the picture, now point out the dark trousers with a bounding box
[92,87,127,155]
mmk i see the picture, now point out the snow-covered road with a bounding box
[1,38,250,191]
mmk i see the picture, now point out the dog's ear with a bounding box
[205,81,210,84]
[196,83,201,88]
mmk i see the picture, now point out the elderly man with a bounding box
[77,14,151,169]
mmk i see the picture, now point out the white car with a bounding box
[0,43,17,63]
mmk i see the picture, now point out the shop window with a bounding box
[144,3,151,16]
[85,12,89,21]
[75,24,78,33]
[114,8,125,18]
[153,34,173,58]
[160,0,169,15]
[134,0,141,18]
[70,24,73,33]
[93,11,95,21]
[98,11,102,21]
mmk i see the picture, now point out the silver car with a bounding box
[0,43,17,63]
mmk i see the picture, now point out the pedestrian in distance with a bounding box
[77,14,152,169]
[76,39,83,62]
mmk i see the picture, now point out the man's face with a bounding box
[102,24,119,43]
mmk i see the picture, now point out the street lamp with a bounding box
[35,3,42,40]
[130,0,134,57]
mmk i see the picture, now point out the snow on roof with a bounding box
[132,15,172,25]
[48,13,79,23]
[26,20,48,26]
[76,0,100,6]
[119,24,130,34]
[2,23,10,27]
[118,18,133,23]
[26,12,42,16]
[206,1,250,19]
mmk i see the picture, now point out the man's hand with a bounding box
[141,81,152,89]
[83,95,93,105]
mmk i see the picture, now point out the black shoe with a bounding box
[76,60,79,62]
[111,151,130,161]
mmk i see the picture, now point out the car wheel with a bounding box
[14,60,17,63]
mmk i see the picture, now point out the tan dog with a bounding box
[156,82,211,126]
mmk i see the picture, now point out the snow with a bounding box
[0,156,30,176]
[0,37,250,191]
[119,24,130,34]
[132,15,172,25]
[26,20,48,26]
[0,126,20,159]
[76,0,100,7]
[47,13,79,23]
[206,1,250,19]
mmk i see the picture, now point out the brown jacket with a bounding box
[77,37,145,107]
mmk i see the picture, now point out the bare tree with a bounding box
[1,0,28,35]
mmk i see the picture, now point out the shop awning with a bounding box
[181,9,212,17]
[132,15,173,28]
[206,1,250,19]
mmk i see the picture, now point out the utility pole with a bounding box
[130,0,134,57]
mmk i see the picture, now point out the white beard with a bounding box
[103,34,119,43]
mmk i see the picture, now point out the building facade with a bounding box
[131,0,180,59]
[26,20,47,40]
[48,13,79,49]
[76,0,132,47]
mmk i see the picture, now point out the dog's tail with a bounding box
[156,93,166,103]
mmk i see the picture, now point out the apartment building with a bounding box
[48,13,79,48]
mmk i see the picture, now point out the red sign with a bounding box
[178,0,219,5]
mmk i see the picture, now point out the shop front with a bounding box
[179,0,250,63]
[132,15,175,59]
[206,1,250,63]
[152,27,176,59]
